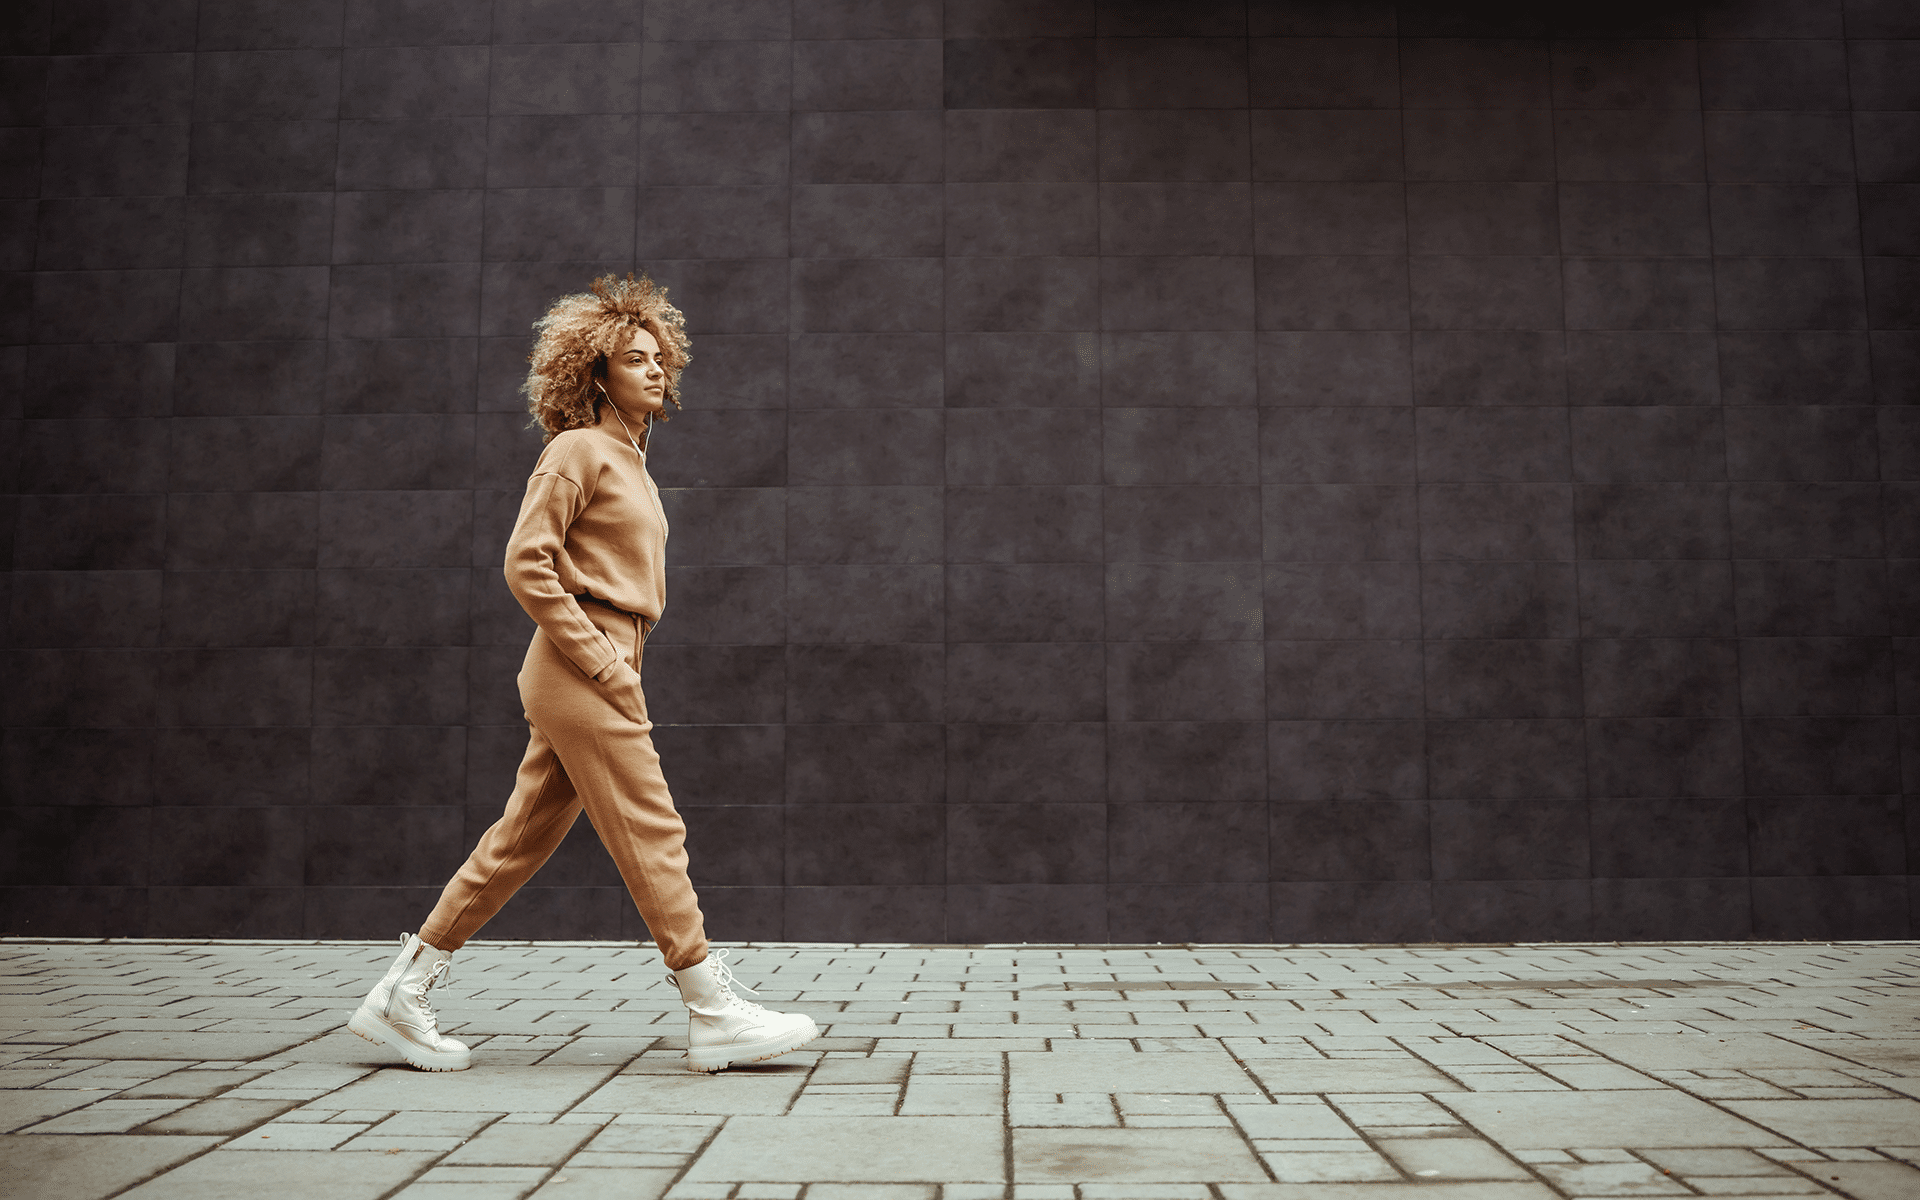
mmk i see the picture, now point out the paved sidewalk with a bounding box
[2,940,1918,1199]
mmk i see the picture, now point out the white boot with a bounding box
[669,948,818,1073]
[347,933,471,1072]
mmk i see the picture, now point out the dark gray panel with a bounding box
[946,563,1103,642]
[1106,640,1263,721]
[794,39,940,111]
[1749,796,1906,877]
[1730,482,1883,559]
[1744,716,1900,796]
[946,109,1096,182]
[1105,485,1260,562]
[945,256,1097,332]
[1109,882,1270,942]
[1402,109,1553,181]
[312,726,466,808]
[1267,564,1420,645]
[647,724,782,808]
[1425,718,1586,799]
[1736,560,1892,639]
[1431,800,1588,880]
[1751,876,1909,940]
[945,642,1104,722]
[792,259,942,333]
[335,118,487,191]
[1107,562,1262,642]
[787,409,940,487]
[641,40,787,113]
[793,333,943,409]
[1399,39,1550,109]
[1579,560,1736,639]
[792,111,942,184]
[162,569,314,647]
[1590,799,1747,880]
[1586,719,1744,802]
[1266,639,1424,719]
[787,644,942,722]
[947,804,1105,884]
[947,408,1098,486]
[3,729,153,808]
[1582,638,1741,718]
[1271,881,1431,942]
[340,47,488,119]
[945,722,1104,805]
[786,804,942,885]
[1418,483,1574,561]
[944,38,1095,109]
[1255,255,1409,331]
[1109,801,1267,882]
[1103,254,1255,330]
[783,722,940,805]
[785,564,938,644]
[491,0,639,42]
[945,332,1098,409]
[797,0,936,39]
[1271,801,1429,881]
[41,125,191,198]
[783,884,944,941]
[946,183,1097,257]
[7,571,162,650]
[1555,110,1703,183]
[794,185,942,258]
[945,485,1102,563]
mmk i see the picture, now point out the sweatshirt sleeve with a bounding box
[503,466,622,680]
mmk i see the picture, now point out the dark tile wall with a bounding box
[2,0,1916,943]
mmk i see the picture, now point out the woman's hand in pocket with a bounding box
[594,659,648,724]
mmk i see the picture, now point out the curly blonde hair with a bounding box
[524,272,692,442]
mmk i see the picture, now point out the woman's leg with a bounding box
[418,720,585,951]
[528,612,709,970]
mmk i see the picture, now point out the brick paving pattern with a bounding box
[2,939,1917,1198]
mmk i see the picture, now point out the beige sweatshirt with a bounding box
[503,426,669,681]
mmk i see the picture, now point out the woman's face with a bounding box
[603,327,666,415]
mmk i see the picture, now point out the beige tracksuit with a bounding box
[418,423,708,970]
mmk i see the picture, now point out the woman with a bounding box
[345,273,816,1074]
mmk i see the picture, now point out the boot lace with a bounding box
[410,957,453,1033]
[673,948,767,1015]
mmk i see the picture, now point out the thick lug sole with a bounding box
[348,1005,471,1072]
[686,1017,820,1074]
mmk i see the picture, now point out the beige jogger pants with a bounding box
[419,602,709,970]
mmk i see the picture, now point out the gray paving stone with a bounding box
[525,1166,677,1198]
[1721,1098,1920,1147]
[1219,1181,1558,1197]
[1008,1048,1257,1094]
[1440,1091,1790,1149]
[0,1134,220,1200]
[1806,1161,1920,1199]
[681,1116,1001,1184]
[1534,1161,1693,1194]
[0,1089,94,1133]
[578,1068,809,1116]
[116,1148,439,1199]
[42,1031,316,1060]
[1374,1136,1534,1180]
[323,1065,618,1114]
[1239,1057,1464,1093]
[1014,1127,1268,1183]
[25,1098,195,1134]
[1572,1034,1860,1072]
[440,1122,597,1165]
[117,1069,268,1098]
[133,1097,302,1135]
